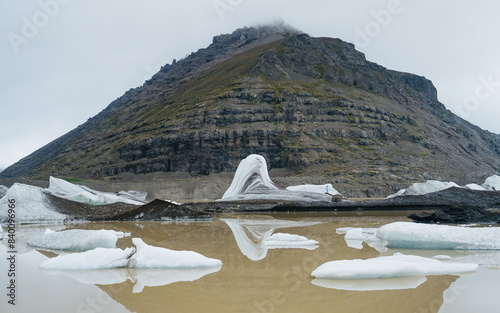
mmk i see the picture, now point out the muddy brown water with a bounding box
[1,212,499,313]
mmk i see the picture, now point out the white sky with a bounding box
[1,0,499,169]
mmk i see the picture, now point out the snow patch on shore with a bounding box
[45,176,145,205]
[0,183,66,223]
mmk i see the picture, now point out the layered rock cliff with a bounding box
[2,24,499,197]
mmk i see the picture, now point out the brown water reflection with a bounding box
[66,213,460,313]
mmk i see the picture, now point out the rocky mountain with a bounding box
[2,24,499,197]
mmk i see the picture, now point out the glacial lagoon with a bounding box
[2,212,500,313]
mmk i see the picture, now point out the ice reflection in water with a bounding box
[221,218,320,261]
[1,214,500,313]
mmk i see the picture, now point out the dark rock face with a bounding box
[112,199,212,220]
[1,25,499,197]
[408,207,500,225]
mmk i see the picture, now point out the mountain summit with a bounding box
[2,25,499,197]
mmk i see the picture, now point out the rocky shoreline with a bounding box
[53,187,500,224]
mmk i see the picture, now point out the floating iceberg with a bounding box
[483,175,500,191]
[341,227,387,251]
[377,222,500,250]
[219,155,333,202]
[339,222,500,251]
[45,176,145,205]
[39,238,222,271]
[0,183,67,223]
[311,253,478,280]
[264,233,319,248]
[222,218,319,260]
[129,238,222,268]
[27,229,130,251]
[39,247,136,270]
[286,184,340,196]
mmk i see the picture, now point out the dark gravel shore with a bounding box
[53,187,500,224]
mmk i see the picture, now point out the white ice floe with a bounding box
[45,176,145,205]
[264,233,319,248]
[432,255,452,260]
[222,218,320,261]
[0,224,66,254]
[286,184,340,196]
[377,222,500,250]
[312,275,428,291]
[40,238,222,271]
[0,183,67,223]
[219,154,332,202]
[482,175,500,191]
[342,228,385,251]
[39,247,136,270]
[27,229,130,251]
[129,238,222,268]
[311,253,478,280]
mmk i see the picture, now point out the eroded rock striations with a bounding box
[1,24,499,197]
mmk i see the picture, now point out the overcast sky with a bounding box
[1,0,499,170]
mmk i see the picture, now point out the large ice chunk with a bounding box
[482,174,500,191]
[222,218,319,260]
[45,176,145,205]
[341,227,386,251]
[27,229,129,251]
[286,184,340,196]
[0,183,66,223]
[219,154,332,202]
[39,247,136,270]
[129,238,222,268]
[377,222,500,250]
[264,233,319,248]
[311,253,478,280]
[39,238,222,271]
